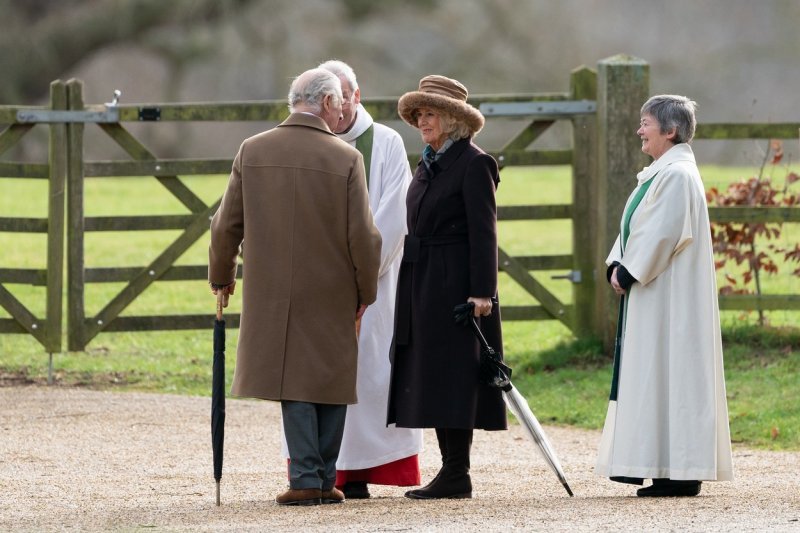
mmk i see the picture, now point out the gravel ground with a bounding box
[1,386,798,532]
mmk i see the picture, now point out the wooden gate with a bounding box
[64,80,235,350]
[478,66,597,336]
[0,81,67,355]
[0,65,615,352]
[65,74,600,350]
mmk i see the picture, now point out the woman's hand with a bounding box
[468,296,492,317]
[610,268,626,296]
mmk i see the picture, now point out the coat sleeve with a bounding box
[462,152,499,297]
[372,132,411,277]
[208,145,245,285]
[620,168,695,286]
[606,234,622,265]
[348,152,383,305]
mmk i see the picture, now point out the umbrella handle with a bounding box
[469,316,491,349]
[216,291,224,321]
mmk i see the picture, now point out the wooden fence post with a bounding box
[46,81,67,358]
[66,79,86,351]
[570,65,598,338]
[595,55,650,352]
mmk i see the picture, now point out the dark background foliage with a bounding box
[2,0,798,163]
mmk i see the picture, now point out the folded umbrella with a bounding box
[503,384,574,497]
[212,291,228,506]
[453,302,574,497]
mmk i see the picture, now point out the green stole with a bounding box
[354,124,374,189]
[609,175,656,401]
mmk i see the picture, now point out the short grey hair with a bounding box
[439,111,472,141]
[318,59,359,92]
[287,68,342,113]
[641,94,697,144]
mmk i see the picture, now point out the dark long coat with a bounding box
[387,138,507,431]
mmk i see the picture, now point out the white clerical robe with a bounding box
[282,104,423,469]
[596,143,734,482]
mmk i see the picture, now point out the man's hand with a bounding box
[211,281,236,307]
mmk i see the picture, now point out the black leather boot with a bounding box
[341,481,370,499]
[637,478,702,497]
[406,429,473,499]
[425,427,451,487]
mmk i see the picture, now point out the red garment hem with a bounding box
[335,454,420,487]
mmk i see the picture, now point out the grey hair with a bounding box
[318,59,359,92]
[641,94,698,144]
[287,68,342,113]
[438,111,472,141]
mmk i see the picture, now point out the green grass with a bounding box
[505,328,800,450]
[1,165,799,450]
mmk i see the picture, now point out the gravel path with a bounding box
[1,386,798,532]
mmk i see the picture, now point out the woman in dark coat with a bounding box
[388,75,507,500]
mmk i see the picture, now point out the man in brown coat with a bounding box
[208,68,382,506]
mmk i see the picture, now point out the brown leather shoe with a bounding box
[275,488,322,506]
[321,487,345,504]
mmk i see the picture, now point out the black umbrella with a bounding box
[454,302,574,497]
[212,291,227,506]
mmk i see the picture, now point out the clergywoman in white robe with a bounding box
[596,95,734,497]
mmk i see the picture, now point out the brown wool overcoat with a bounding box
[209,113,382,404]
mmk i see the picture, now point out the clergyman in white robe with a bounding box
[281,103,423,483]
[335,104,423,474]
[596,142,734,484]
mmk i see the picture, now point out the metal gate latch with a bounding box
[551,270,582,283]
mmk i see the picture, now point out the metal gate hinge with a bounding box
[16,89,123,124]
[16,107,120,123]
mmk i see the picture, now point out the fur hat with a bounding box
[397,75,484,135]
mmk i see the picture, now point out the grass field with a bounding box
[1,163,798,450]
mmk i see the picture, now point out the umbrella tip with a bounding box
[216,481,221,506]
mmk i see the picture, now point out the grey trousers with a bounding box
[281,400,347,490]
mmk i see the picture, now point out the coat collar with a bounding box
[278,112,336,136]
[637,142,696,184]
[417,137,472,176]
[337,103,374,143]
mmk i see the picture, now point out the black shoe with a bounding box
[341,481,370,499]
[636,479,701,497]
[405,473,472,500]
